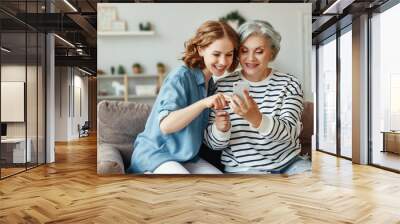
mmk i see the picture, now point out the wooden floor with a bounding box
[1,135,400,223]
[1,167,26,178]
[1,163,45,178]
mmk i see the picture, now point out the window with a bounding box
[370,2,400,171]
[317,36,337,154]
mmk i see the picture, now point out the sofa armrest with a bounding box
[97,144,125,175]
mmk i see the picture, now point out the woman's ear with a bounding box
[197,46,204,57]
[270,49,276,61]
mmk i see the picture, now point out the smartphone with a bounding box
[232,81,250,100]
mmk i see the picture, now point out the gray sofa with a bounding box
[97,100,314,175]
[97,101,151,174]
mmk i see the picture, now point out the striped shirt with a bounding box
[204,69,304,172]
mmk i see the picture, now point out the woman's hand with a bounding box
[160,93,228,135]
[202,93,229,110]
[215,111,231,132]
[230,90,262,128]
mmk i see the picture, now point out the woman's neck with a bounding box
[243,67,272,82]
[202,68,212,87]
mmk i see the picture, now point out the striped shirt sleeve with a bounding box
[203,108,231,150]
[255,78,304,142]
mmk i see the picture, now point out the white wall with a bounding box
[72,73,89,138]
[98,3,313,100]
[55,67,89,141]
[1,82,25,122]
[55,67,69,141]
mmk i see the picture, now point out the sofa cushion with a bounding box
[97,144,125,175]
[97,101,151,167]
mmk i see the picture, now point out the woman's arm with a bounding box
[160,100,206,134]
[256,93,303,142]
[254,81,304,142]
[230,81,304,143]
[160,93,227,134]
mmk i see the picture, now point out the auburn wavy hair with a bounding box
[182,20,239,72]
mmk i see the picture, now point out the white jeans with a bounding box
[151,158,223,174]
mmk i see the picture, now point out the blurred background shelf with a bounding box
[97,95,124,100]
[98,74,161,105]
[128,95,157,99]
[97,75,125,79]
[127,74,158,78]
[98,74,158,78]
[98,31,155,36]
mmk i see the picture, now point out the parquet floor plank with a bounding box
[1,134,400,223]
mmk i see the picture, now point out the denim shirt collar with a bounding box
[193,67,206,86]
[192,68,216,96]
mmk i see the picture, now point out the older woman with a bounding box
[204,20,310,174]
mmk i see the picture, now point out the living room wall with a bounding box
[98,3,312,100]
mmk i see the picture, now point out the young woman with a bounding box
[204,20,310,174]
[127,20,239,174]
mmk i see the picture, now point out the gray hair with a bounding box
[237,20,282,61]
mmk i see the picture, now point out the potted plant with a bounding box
[132,63,142,74]
[156,62,166,74]
[219,11,246,30]
[117,65,126,75]
[156,62,167,94]
[139,22,152,31]
[97,69,105,75]
[110,66,115,75]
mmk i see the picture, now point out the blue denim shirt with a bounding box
[127,65,210,173]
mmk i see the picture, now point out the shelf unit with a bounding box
[97,74,125,78]
[128,95,157,99]
[98,31,155,37]
[97,74,161,104]
[98,28,158,104]
[127,74,158,78]
[97,95,124,100]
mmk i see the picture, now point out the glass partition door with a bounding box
[0,1,46,179]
